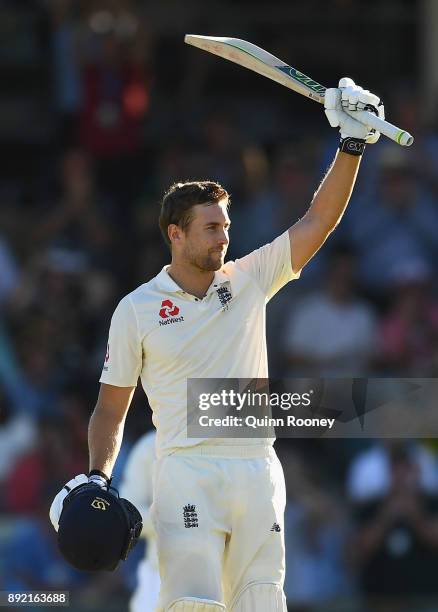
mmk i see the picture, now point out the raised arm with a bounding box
[289,152,360,272]
[289,78,384,273]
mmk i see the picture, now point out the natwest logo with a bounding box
[159,299,180,319]
[158,299,184,326]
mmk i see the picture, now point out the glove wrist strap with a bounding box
[89,469,111,486]
[339,137,366,156]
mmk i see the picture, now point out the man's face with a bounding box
[177,200,230,271]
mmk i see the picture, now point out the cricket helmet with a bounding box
[57,483,142,571]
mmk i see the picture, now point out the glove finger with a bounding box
[342,87,360,111]
[357,92,380,114]
[341,86,353,102]
[49,490,67,532]
[324,88,341,127]
[360,90,380,107]
[377,102,385,120]
[49,474,88,532]
[324,88,340,110]
[64,474,88,491]
[339,77,355,89]
[325,108,340,127]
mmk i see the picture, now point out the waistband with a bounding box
[169,444,276,458]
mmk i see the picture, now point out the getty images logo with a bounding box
[159,299,184,326]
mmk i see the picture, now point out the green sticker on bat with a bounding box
[277,65,326,95]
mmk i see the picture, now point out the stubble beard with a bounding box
[185,245,225,272]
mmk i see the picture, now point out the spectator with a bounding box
[0,387,36,508]
[379,259,438,375]
[347,441,438,610]
[281,446,354,610]
[76,7,154,206]
[344,147,438,294]
[78,13,151,160]
[283,246,377,376]
[31,148,115,265]
[3,496,89,594]
[199,111,246,200]
[50,0,83,143]
[5,416,86,514]
[233,146,315,258]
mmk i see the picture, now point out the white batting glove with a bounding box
[49,473,108,532]
[325,77,385,154]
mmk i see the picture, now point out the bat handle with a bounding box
[352,110,414,147]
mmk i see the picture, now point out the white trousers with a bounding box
[151,446,286,611]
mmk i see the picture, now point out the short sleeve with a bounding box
[234,231,300,301]
[99,296,142,387]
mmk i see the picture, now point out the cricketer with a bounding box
[51,78,384,611]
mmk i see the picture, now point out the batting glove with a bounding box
[325,77,385,155]
[49,471,110,532]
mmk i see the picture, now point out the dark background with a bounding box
[1,1,438,610]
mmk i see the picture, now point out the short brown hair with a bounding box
[159,180,229,248]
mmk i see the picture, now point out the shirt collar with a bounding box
[209,268,230,292]
[155,266,183,293]
[155,266,230,294]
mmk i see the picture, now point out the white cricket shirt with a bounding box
[100,231,299,457]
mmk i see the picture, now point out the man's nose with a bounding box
[218,230,229,244]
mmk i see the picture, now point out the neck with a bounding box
[167,261,215,299]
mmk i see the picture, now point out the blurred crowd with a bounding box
[1,1,438,611]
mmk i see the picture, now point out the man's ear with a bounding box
[168,224,183,245]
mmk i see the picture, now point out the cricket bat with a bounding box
[184,35,413,147]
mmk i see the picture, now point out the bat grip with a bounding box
[352,110,414,147]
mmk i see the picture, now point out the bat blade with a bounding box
[184,34,414,147]
[184,35,326,104]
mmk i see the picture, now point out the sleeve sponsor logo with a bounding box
[103,343,110,371]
